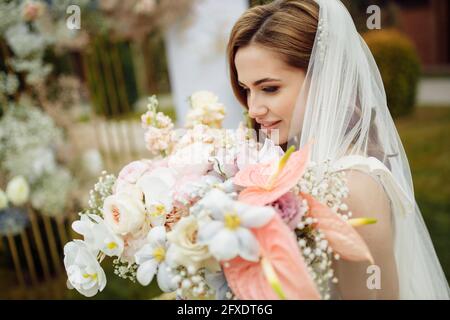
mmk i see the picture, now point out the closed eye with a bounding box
[262,86,279,93]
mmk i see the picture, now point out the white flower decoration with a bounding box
[64,240,107,297]
[197,189,275,262]
[72,214,124,257]
[103,190,146,236]
[137,167,176,227]
[134,226,176,292]
[166,215,220,272]
[6,175,29,206]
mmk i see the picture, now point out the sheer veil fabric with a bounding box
[287,0,450,299]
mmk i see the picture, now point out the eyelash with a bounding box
[262,86,279,93]
[241,86,279,94]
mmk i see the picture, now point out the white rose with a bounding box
[0,188,8,210]
[64,240,107,297]
[166,216,220,272]
[190,91,218,109]
[6,176,30,206]
[103,191,146,236]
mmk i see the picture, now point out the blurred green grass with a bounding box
[396,106,450,282]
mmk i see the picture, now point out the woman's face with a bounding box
[235,43,306,145]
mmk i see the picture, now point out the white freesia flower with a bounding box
[6,175,29,206]
[103,190,146,236]
[72,214,124,257]
[197,189,275,262]
[64,240,107,297]
[0,189,8,210]
[137,167,176,227]
[134,226,176,292]
[166,215,220,272]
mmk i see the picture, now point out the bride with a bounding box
[226,0,450,299]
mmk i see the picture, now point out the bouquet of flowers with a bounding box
[64,91,376,299]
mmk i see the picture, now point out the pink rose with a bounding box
[114,160,157,194]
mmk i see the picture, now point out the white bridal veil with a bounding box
[287,0,450,299]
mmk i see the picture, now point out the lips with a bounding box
[258,120,282,129]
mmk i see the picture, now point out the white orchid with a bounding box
[134,226,176,292]
[72,214,124,257]
[197,189,275,262]
[64,240,107,297]
[137,167,176,227]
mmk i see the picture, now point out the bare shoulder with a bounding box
[343,169,392,222]
[333,169,399,299]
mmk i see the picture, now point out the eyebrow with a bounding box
[238,78,281,87]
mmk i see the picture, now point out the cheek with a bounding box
[272,90,298,120]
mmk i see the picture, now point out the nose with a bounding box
[247,93,268,119]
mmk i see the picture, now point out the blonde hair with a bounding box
[227,0,319,108]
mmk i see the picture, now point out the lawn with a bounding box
[396,106,450,282]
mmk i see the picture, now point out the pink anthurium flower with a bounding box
[223,214,320,300]
[302,193,375,264]
[233,141,312,206]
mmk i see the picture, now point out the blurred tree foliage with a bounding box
[364,29,421,118]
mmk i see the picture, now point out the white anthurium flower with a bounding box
[236,138,284,171]
[197,189,275,262]
[72,214,124,257]
[134,226,176,292]
[64,240,107,298]
[6,176,30,206]
[103,190,146,236]
[137,167,176,227]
